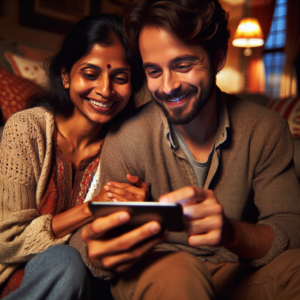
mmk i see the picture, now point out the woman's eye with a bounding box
[147,69,162,78]
[82,73,98,80]
[113,74,129,84]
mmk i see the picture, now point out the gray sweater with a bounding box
[71,89,300,278]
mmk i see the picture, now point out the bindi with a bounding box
[106,63,111,68]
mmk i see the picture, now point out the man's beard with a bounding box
[152,71,215,125]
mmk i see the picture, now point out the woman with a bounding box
[0,14,145,299]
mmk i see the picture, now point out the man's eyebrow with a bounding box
[143,55,200,70]
[142,63,158,70]
[170,55,200,64]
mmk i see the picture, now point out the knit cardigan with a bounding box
[0,107,70,285]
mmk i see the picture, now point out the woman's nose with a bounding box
[94,74,111,98]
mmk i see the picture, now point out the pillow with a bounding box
[267,96,300,138]
[0,40,24,72]
[0,67,44,122]
[5,52,47,88]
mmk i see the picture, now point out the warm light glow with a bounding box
[232,18,264,48]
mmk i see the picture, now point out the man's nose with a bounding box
[94,74,111,98]
[161,71,181,96]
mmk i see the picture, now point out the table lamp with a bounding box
[232,18,264,56]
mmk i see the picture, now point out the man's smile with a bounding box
[166,92,191,103]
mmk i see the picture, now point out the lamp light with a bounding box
[232,18,264,56]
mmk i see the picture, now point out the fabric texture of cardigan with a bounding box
[70,88,300,280]
[0,107,71,285]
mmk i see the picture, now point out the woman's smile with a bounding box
[84,97,117,112]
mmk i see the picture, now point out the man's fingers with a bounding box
[185,216,223,236]
[159,186,212,204]
[183,201,223,221]
[188,229,222,247]
[101,234,164,270]
[89,221,161,258]
[82,212,130,241]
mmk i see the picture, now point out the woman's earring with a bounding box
[64,82,69,89]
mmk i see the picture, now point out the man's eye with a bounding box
[147,69,162,78]
[176,64,192,72]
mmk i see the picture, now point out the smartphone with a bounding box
[88,201,184,232]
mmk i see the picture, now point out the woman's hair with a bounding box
[27,14,144,116]
[123,0,230,58]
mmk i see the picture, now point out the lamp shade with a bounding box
[232,18,264,48]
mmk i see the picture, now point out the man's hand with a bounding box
[93,174,149,202]
[159,186,225,247]
[159,186,274,259]
[82,211,165,273]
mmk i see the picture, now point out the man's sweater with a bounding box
[71,89,300,278]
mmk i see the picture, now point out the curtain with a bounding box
[247,0,275,93]
[279,0,300,98]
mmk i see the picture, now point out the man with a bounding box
[76,0,300,299]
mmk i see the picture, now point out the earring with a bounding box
[63,83,69,89]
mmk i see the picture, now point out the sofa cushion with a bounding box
[5,52,47,88]
[0,67,44,122]
[0,40,24,72]
[267,96,300,138]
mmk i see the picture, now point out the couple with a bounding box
[1,0,300,299]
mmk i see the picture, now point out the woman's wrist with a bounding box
[52,202,94,239]
[83,201,93,217]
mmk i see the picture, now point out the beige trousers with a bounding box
[110,249,300,300]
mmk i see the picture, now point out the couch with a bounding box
[0,39,52,138]
[235,92,300,178]
[0,39,299,178]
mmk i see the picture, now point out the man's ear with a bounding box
[61,68,70,89]
[214,46,227,73]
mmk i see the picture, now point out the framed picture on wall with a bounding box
[109,0,132,6]
[0,0,4,17]
[98,0,133,15]
[33,0,90,21]
[19,0,99,34]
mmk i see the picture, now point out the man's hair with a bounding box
[123,0,230,57]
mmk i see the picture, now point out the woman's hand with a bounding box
[94,174,149,202]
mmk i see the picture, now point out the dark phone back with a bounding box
[89,202,184,232]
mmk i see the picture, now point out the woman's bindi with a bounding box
[106,63,111,68]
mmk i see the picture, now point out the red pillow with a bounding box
[0,67,44,122]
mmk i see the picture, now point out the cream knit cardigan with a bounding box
[0,107,70,285]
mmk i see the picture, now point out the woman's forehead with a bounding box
[74,43,130,69]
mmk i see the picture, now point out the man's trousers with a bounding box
[111,249,300,300]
